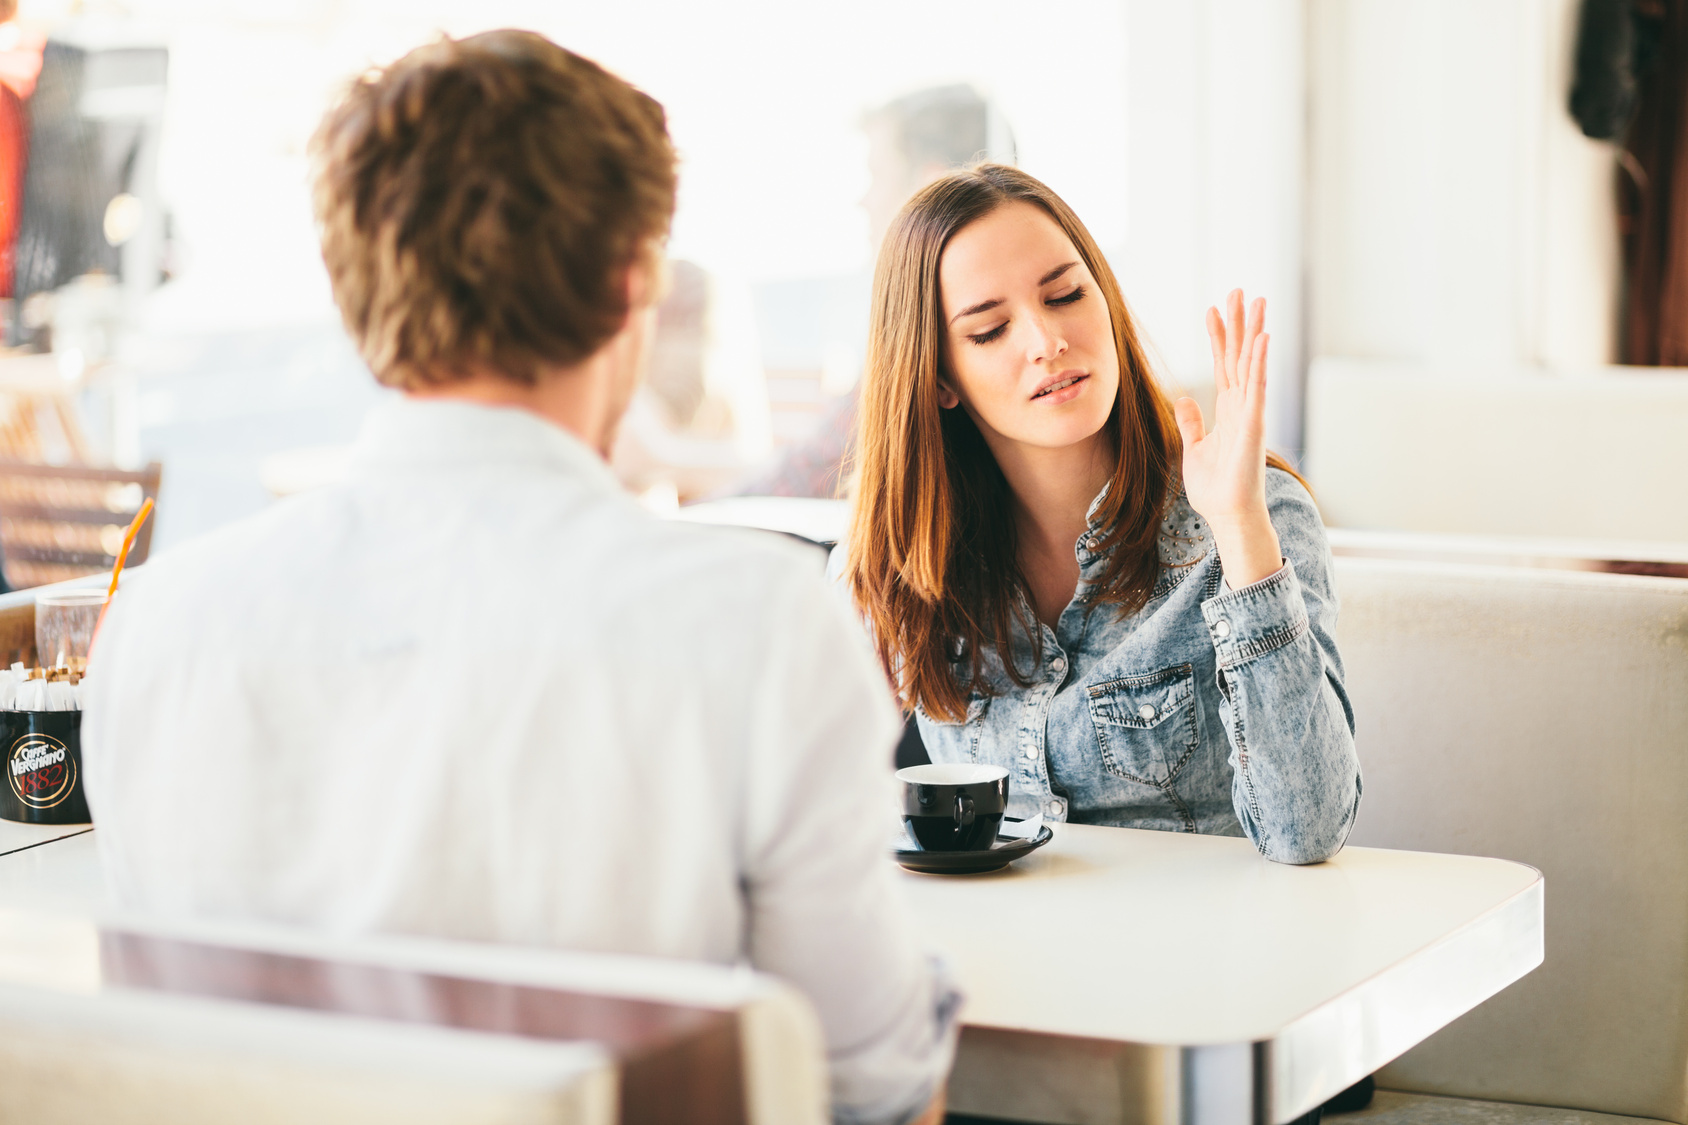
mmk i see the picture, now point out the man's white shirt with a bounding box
[83,397,957,1124]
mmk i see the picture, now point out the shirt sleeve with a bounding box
[739,562,961,1125]
[1201,471,1361,864]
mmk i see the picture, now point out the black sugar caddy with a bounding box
[0,710,90,825]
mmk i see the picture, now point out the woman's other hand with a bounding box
[1173,289,1283,588]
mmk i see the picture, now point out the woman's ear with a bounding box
[934,372,962,410]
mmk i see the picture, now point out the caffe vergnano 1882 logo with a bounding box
[8,734,75,809]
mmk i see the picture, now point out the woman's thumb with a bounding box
[1174,397,1206,448]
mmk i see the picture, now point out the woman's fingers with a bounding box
[1247,332,1270,408]
[1211,291,1270,401]
[1225,289,1245,374]
[1205,306,1231,393]
[1239,298,1264,378]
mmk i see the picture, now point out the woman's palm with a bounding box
[1174,290,1269,528]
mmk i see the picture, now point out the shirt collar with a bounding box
[348,396,624,495]
[1083,480,1112,531]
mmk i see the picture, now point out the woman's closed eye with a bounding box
[963,287,1088,346]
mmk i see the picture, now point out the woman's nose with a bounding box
[1024,313,1067,365]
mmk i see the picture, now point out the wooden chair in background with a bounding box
[0,459,160,592]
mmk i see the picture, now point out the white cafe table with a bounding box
[0,818,92,858]
[901,822,1542,1125]
[0,825,1541,1125]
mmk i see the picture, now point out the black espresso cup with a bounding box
[0,710,90,825]
[897,763,1009,852]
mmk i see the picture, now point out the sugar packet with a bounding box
[43,679,77,711]
[14,676,48,712]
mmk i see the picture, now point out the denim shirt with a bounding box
[917,469,1361,865]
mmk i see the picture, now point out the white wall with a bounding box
[25,0,1131,334]
[1121,0,1309,454]
[1121,0,1622,457]
[1306,0,1621,372]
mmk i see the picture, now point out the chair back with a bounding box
[0,983,618,1125]
[1335,556,1688,1121]
[0,913,828,1125]
[0,458,161,591]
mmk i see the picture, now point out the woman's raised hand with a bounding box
[1173,289,1282,588]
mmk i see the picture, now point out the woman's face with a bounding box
[937,201,1119,456]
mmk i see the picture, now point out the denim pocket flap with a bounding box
[1087,664,1195,729]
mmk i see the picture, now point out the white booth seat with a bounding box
[1304,359,1688,541]
[1331,557,1688,1123]
[0,905,828,1125]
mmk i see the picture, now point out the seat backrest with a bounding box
[0,458,161,590]
[1334,557,1688,1121]
[1304,358,1688,539]
[0,911,828,1125]
[0,982,619,1125]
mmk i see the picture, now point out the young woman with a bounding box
[845,165,1359,864]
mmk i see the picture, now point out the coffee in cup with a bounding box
[897,763,1009,852]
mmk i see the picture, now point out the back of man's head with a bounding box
[312,31,676,391]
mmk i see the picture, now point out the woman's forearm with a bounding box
[1202,562,1361,864]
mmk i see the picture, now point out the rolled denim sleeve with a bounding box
[1201,470,1360,864]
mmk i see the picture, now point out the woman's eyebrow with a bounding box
[949,297,1003,325]
[947,262,1082,325]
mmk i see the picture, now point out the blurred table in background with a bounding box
[1325,528,1688,579]
[672,496,846,552]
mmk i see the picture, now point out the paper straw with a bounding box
[106,497,154,600]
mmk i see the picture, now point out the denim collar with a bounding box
[1074,479,1213,598]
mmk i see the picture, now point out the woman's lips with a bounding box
[1031,372,1089,404]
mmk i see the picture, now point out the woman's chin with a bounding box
[1006,417,1113,454]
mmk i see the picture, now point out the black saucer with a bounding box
[894,825,1054,875]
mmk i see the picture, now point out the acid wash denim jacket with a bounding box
[917,468,1361,865]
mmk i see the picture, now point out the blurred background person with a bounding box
[0,0,44,339]
[610,257,773,505]
[732,83,1015,499]
[2,0,167,355]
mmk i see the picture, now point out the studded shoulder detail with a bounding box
[1158,489,1211,570]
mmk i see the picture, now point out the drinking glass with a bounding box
[35,590,107,671]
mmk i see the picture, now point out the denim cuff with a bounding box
[1200,559,1310,669]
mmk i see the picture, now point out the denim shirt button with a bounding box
[1137,704,1157,721]
[1052,656,1066,674]
[1023,746,1038,760]
[1213,618,1231,638]
[1047,800,1064,816]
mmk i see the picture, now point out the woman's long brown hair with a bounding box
[845,164,1298,722]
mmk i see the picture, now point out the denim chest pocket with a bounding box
[1085,663,1199,785]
